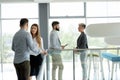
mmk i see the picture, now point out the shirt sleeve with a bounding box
[26,32,42,55]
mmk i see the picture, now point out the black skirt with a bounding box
[30,54,43,76]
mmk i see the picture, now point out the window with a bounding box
[107,18,120,23]
[86,2,108,17]
[107,2,120,16]
[1,3,38,18]
[50,2,84,17]
[1,19,38,80]
[2,19,38,63]
[86,18,107,25]
[49,18,85,80]
[86,2,120,17]
[49,18,85,48]
[0,3,39,80]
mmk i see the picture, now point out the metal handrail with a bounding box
[48,47,120,51]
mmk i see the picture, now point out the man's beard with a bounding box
[56,28,60,31]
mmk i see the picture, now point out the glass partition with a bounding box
[48,50,73,80]
[47,48,120,80]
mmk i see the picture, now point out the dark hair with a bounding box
[20,18,29,27]
[79,23,86,29]
[52,21,59,28]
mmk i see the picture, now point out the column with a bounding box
[38,3,50,80]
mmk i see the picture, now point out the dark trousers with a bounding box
[14,61,30,80]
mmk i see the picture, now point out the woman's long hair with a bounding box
[30,24,41,48]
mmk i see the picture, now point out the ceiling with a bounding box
[0,0,120,3]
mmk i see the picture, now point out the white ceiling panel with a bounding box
[0,0,33,3]
[51,0,120,2]
[0,0,120,3]
[34,0,54,3]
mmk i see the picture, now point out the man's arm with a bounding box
[26,33,42,55]
[12,37,15,51]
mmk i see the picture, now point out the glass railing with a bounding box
[0,48,120,80]
[45,48,120,80]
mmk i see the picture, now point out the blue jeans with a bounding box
[80,51,87,79]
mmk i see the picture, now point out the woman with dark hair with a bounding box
[30,23,46,80]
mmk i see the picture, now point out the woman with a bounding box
[30,23,46,80]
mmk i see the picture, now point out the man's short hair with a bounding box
[52,21,59,28]
[79,23,86,29]
[20,18,29,27]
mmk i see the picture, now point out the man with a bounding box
[50,21,67,80]
[12,18,46,80]
[75,23,88,80]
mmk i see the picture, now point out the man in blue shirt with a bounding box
[12,18,46,80]
[50,21,67,80]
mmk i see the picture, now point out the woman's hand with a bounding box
[61,44,68,49]
[41,50,48,55]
